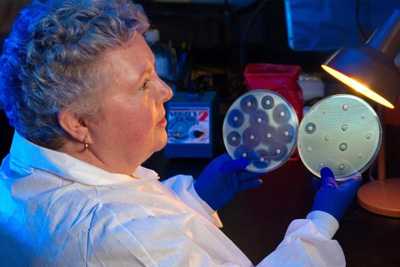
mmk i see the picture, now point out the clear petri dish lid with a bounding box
[223,89,299,173]
[297,94,382,181]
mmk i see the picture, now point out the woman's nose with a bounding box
[157,76,173,102]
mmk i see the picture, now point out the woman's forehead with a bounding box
[97,35,154,88]
[125,34,154,61]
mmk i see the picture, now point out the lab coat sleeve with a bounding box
[257,210,345,267]
[162,175,223,227]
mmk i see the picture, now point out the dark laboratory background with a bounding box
[1,1,400,266]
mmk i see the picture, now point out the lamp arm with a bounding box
[368,9,400,59]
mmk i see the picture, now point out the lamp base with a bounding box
[357,178,400,217]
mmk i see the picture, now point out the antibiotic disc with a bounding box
[297,94,382,181]
[223,89,299,173]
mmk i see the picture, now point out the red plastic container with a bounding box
[244,63,304,120]
[244,63,304,161]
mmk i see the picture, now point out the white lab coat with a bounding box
[0,132,345,267]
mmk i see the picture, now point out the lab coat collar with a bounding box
[8,131,160,186]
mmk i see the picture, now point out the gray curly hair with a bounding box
[0,0,149,149]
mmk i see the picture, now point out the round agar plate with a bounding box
[223,89,299,173]
[297,94,382,181]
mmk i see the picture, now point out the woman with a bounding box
[0,0,361,266]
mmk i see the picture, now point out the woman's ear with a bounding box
[58,110,92,144]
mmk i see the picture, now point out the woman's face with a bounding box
[86,34,173,174]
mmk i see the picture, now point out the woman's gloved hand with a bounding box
[194,154,263,211]
[312,167,362,221]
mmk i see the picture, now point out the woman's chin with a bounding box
[154,133,168,152]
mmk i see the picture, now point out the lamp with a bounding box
[321,9,400,217]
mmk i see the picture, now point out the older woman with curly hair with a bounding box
[0,0,361,266]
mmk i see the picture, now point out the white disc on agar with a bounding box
[297,94,382,181]
[223,89,299,173]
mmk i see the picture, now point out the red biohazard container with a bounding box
[244,63,303,120]
[244,63,303,161]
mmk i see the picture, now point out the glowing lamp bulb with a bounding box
[321,65,395,109]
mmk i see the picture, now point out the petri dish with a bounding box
[297,94,382,181]
[223,89,299,173]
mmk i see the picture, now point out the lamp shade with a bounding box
[322,9,400,109]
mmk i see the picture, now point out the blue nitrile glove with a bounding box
[312,167,362,221]
[194,154,263,211]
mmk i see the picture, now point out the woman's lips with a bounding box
[158,117,167,127]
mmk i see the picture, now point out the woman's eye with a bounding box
[139,79,150,91]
